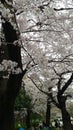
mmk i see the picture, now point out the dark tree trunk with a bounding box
[0,73,23,130]
[0,95,15,130]
[0,4,23,129]
[46,96,51,127]
[26,109,31,129]
[58,95,72,130]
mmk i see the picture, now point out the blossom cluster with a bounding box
[0,59,22,75]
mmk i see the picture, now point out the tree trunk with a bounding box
[0,74,23,130]
[0,2,23,129]
[0,95,15,130]
[26,109,31,129]
[58,95,72,130]
[46,96,51,127]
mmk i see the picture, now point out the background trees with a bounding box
[15,83,33,128]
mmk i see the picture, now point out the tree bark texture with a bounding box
[26,109,31,129]
[58,95,72,130]
[0,1,23,129]
[46,96,51,127]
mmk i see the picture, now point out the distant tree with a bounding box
[67,103,73,118]
[15,83,33,111]
[15,83,33,128]
[28,71,73,130]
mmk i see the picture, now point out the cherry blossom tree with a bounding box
[17,1,73,129]
[0,0,31,129]
[0,0,73,130]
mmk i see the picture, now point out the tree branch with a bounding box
[59,73,73,96]
[54,7,73,11]
[21,43,36,65]
[22,29,62,34]
[28,76,60,108]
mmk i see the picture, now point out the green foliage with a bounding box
[15,84,33,111]
[31,112,42,121]
[15,122,27,130]
[30,112,42,127]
